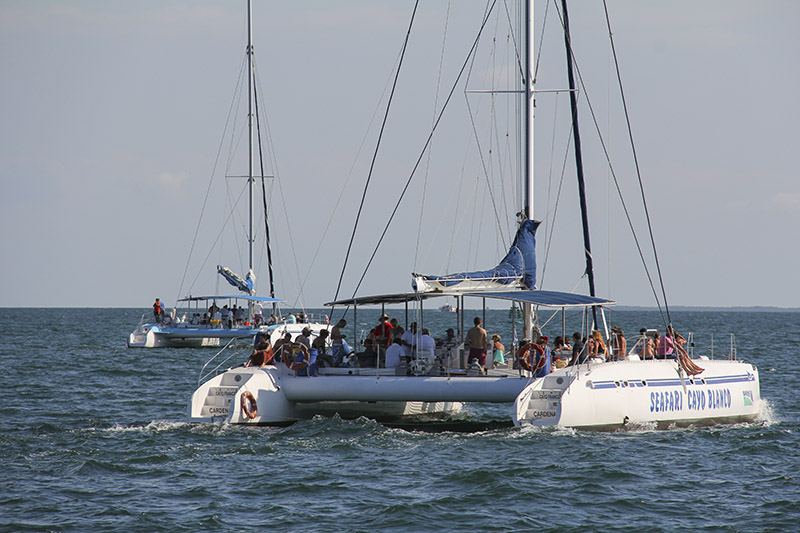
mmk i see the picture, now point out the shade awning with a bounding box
[464,290,614,308]
[325,291,458,307]
[177,295,282,303]
[326,289,613,308]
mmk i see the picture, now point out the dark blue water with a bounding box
[1,308,798,531]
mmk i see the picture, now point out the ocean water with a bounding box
[1,307,798,532]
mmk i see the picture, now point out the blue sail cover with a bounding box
[415,219,540,290]
[217,265,255,295]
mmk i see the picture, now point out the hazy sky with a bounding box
[1,1,798,309]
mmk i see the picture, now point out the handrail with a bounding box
[198,337,247,385]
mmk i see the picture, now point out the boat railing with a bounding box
[273,313,330,325]
[133,313,151,328]
[198,338,247,385]
[686,332,738,361]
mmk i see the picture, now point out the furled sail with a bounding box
[412,220,540,293]
[217,265,255,295]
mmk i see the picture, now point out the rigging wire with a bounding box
[187,182,250,292]
[251,61,276,304]
[293,52,404,311]
[540,118,574,288]
[175,54,249,304]
[331,0,422,315]
[601,0,672,325]
[464,50,508,250]
[346,1,499,300]
[552,0,668,327]
[414,0,451,274]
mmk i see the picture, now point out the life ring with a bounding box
[518,342,545,373]
[283,346,308,372]
[240,391,257,419]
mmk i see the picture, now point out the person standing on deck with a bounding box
[465,317,488,368]
[330,319,348,366]
[153,298,164,322]
[370,314,393,366]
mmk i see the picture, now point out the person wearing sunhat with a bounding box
[370,314,393,348]
[610,326,626,361]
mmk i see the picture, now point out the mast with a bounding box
[522,0,535,341]
[247,0,254,276]
[560,0,598,326]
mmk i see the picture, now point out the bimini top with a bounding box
[178,295,282,303]
[325,291,455,307]
[326,289,612,308]
[465,290,614,308]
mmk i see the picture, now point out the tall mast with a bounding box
[524,0,534,218]
[560,0,598,326]
[247,0,254,274]
[522,0,535,341]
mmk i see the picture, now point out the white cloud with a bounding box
[771,192,800,210]
[156,171,189,194]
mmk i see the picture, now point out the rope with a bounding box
[553,1,668,327]
[414,0,451,273]
[175,54,248,304]
[347,1,500,300]
[601,0,672,325]
[331,0,421,313]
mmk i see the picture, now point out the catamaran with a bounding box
[189,1,761,429]
[128,0,328,349]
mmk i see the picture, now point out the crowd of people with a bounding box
[150,298,327,330]
[232,305,693,377]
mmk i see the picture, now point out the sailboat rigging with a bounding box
[187,1,762,430]
[128,0,327,349]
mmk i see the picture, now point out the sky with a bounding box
[1,1,799,309]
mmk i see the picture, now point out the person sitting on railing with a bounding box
[272,332,292,361]
[311,329,335,367]
[672,327,688,357]
[245,337,273,368]
[587,330,607,360]
[609,326,626,361]
[657,327,676,359]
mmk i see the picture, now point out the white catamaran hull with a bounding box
[128,320,329,349]
[513,358,761,430]
[127,324,255,348]
[189,366,532,425]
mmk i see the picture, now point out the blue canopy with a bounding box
[466,289,614,308]
[178,295,281,303]
[414,219,540,289]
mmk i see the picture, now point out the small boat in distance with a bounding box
[439,303,457,313]
[128,0,327,349]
